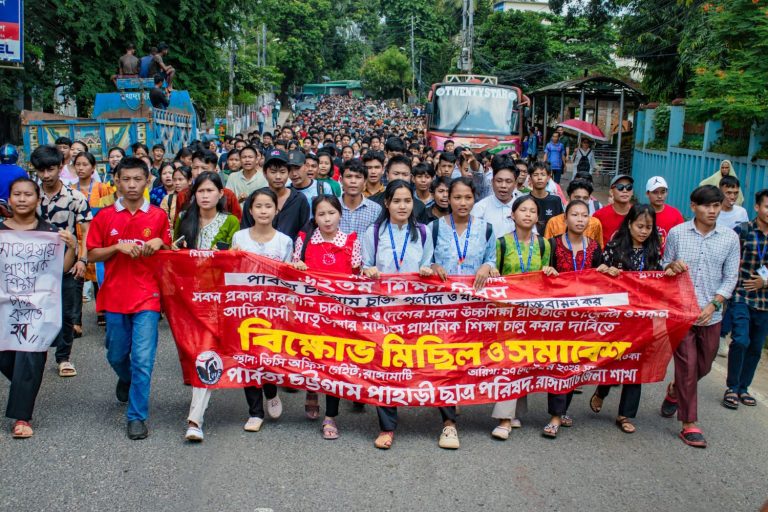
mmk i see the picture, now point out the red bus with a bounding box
[425,75,527,155]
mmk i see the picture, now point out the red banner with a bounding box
[156,250,699,407]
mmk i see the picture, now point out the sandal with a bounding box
[739,393,757,407]
[374,431,394,449]
[660,382,678,418]
[322,419,339,440]
[58,361,77,377]
[722,389,739,410]
[12,420,33,439]
[679,427,707,448]
[615,417,636,434]
[561,415,573,427]
[491,425,512,440]
[305,392,320,420]
[589,392,603,413]
[542,423,560,438]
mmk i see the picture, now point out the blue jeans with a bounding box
[720,300,734,337]
[726,302,768,394]
[552,167,563,183]
[105,311,160,421]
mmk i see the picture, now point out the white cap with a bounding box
[646,176,668,192]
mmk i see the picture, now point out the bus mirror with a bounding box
[425,103,434,115]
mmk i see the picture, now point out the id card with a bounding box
[757,265,768,281]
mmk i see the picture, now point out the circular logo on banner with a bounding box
[195,351,224,385]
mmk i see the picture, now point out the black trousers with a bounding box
[595,384,642,418]
[377,406,457,431]
[547,391,574,416]
[53,273,78,363]
[0,350,47,421]
[73,277,84,326]
[243,383,277,419]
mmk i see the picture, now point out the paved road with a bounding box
[2,306,767,512]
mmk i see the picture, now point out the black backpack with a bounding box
[576,149,592,174]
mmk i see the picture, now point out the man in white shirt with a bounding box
[470,159,521,237]
[717,175,749,230]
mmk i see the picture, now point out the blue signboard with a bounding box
[0,0,23,64]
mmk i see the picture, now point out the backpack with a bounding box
[497,234,546,273]
[373,221,427,257]
[576,149,592,174]
[430,219,493,262]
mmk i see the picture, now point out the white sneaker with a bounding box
[243,417,263,432]
[185,425,204,442]
[266,396,283,419]
[717,337,729,357]
[438,426,460,449]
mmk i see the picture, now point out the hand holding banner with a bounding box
[156,250,700,406]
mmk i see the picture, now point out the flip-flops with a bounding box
[12,420,33,439]
[322,419,339,440]
[58,361,77,377]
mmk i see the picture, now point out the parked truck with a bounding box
[22,78,198,178]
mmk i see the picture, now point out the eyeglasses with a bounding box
[612,183,633,192]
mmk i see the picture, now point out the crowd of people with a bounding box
[0,95,766,454]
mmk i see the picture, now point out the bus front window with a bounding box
[431,85,519,136]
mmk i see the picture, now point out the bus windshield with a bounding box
[430,84,519,136]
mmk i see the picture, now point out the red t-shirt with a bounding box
[87,200,171,314]
[655,205,684,249]
[593,205,627,243]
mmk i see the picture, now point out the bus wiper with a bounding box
[448,103,470,137]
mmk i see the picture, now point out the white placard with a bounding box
[0,230,65,351]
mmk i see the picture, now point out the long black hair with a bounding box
[178,171,226,249]
[299,194,344,259]
[608,204,661,270]
[373,179,419,242]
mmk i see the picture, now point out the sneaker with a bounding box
[116,379,130,403]
[185,424,204,442]
[243,417,263,432]
[266,396,283,419]
[127,420,148,440]
[438,426,460,449]
[717,337,729,357]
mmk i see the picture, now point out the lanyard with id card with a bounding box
[756,231,768,281]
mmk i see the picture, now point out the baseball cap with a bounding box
[263,149,288,169]
[610,174,634,187]
[645,176,669,192]
[287,150,306,167]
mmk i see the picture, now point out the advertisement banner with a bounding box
[156,251,699,407]
[0,0,23,64]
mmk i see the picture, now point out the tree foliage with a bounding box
[360,48,412,98]
[685,0,768,127]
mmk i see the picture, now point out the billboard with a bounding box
[0,0,23,64]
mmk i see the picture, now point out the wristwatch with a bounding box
[78,257,88,265]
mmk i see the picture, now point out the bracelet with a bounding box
[710,299,723,312]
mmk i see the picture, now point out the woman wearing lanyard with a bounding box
[591,204,662,433]
[491,195,555,440]
[430,177,499,449]
[361,180,434,450]
[541,199,604,438]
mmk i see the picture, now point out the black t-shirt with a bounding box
[529,193,563,234]
[149,87,169,109]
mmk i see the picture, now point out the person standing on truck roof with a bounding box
[149,75,170,110]
[149,43,175,93]
[119,43,140,76]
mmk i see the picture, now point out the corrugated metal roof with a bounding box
[530,76,645,99]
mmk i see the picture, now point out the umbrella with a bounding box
[556,119,609,142]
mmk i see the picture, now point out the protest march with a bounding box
[1,91,766,457]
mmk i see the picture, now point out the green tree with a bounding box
[360,47,413,98]
[616,0,704,101]
[685,0,768,127]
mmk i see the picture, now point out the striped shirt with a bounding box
[662,220,740,325]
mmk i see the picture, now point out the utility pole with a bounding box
[458,0,474,73]
[262,24,267,68]
[228,39,234,135]
[410,15,416,99]
[467,0,474,74]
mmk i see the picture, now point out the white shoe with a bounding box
[717,337,729,357]
[185,425,204,442]
[438,426,460,449]
[243,417,263,432]
[266,396,283,419]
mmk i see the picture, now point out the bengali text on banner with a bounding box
[155,251,700,407]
